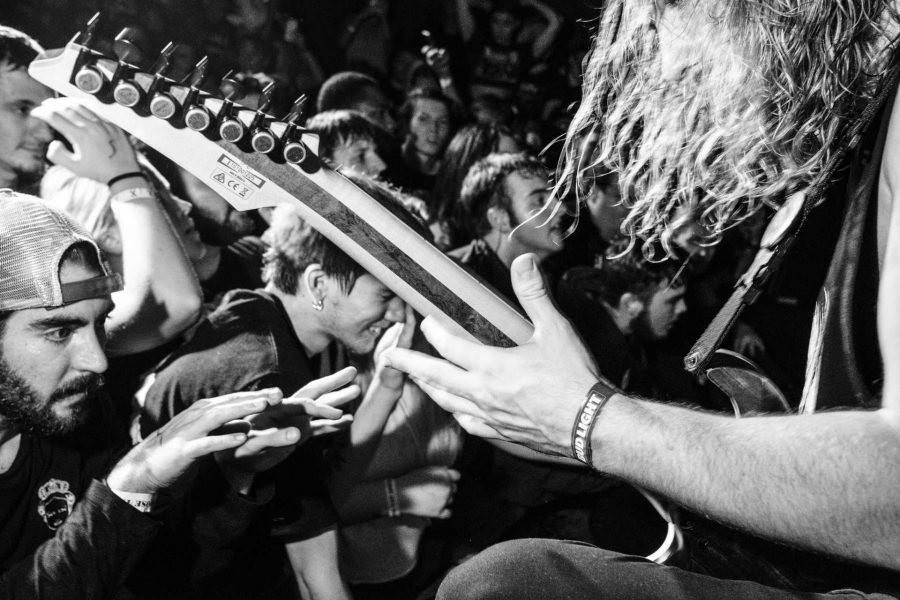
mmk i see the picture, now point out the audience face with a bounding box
[637,281,687,340]
[331,135,387,178]
[408,98,451,159]
[354,86,397,133]
[0,260,112,436]
[585,179,628,243]
[322,273,405,354]
[505,171,562,258]
[160,194,207,263]
[489,10,520,48]
[0,64,53,187]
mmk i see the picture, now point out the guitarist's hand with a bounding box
[32,98,141,184]
[385,253,601,459]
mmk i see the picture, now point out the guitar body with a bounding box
[29,42,533,348]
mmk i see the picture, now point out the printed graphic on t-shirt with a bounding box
[37,478,76,531]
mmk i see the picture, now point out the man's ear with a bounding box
[619,292,645,318]
[487,206,512,233]
[97,227,123,256]
[302,263,327,299]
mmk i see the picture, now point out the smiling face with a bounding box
[0,260,112,436]
[505,172,562,259]
[0,65,54,188]
[321,273,405,355]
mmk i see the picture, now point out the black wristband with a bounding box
[107,171,147,187]
[571,380,620,465]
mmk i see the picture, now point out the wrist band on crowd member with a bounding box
[109,487,155,513]
[571,380,620,466]
[107,171,148,187]
[109,186,155,204]
[384,478,400,518]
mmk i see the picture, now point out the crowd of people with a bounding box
[2,0,900,599]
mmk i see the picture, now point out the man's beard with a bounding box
[558,0,900,257]
[0,356,112,446]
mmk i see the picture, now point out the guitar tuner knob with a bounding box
[185,105,212,131]
[251,129,276,154]
[219,118,246,143]
[149,94,178,120]
[113,79,143,107]
[283,140,307,164]
[74,65,105,94]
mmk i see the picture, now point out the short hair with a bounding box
[460,152,549,238]
[316,71,381,113]
[261,172,429,294]
[304,109,385,161]
[566,239,684,309]
[0,26,42,70]
[398,88,453,129]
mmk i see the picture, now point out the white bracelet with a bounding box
[109,487,155,513]
[109,186,155,204]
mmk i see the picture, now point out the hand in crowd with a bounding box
[373,303,418,393]
[216,367,360,485]
[31,98,141,184]
[395,465,460,519]
[106,389,284,495]
[423,45,452,80]
[385,254,601,459]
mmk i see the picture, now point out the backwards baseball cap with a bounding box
[0,189,122,311]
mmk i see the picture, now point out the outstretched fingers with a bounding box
[292,366,358,399]
[509,253,564,335]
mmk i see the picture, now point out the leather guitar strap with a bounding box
[684,55,900,376]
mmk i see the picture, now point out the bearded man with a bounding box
[384,1,900,598]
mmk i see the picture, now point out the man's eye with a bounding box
[44,328,73,343]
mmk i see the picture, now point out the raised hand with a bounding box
[384,254,601,458]
[106,389,283,495]
[217,367,360,481]
[31,97,141,184]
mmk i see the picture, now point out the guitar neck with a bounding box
[29,42,533,347]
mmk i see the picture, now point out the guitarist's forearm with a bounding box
[589,394,900,570]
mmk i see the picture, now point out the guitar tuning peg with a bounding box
[184,56,208,88]
[281,95,311,165]
[113,28,144,65]
[257,81,275,113]
[147,43,180,120]
[250,82,277,153]
[183,57,212,131]
[217,71,247,143]
[72,13,105,94]
[111,28,147,108]
[73,12,100,47]
[219,70,245,101]
[151,42,177,76]
[284,94,308,124]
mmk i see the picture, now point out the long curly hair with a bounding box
[556,0,900,257]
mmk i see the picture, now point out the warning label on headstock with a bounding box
[210,154,266,201]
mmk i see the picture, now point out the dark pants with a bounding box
[436,539,899,600]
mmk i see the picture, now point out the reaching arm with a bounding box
[522,0,562,59]
[33,99,202,355]
[285,529,353,600]
[454,0,476,42]
[385,252,900,572]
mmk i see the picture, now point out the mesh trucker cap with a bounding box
[0,189,122,311]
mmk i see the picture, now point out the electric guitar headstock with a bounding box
[29,14,533,348]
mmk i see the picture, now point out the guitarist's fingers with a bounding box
[417,316,490,370]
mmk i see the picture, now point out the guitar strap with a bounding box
[683,51,900,376]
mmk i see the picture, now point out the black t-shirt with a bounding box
[467,31,532,99]
[142,289,338,597]
[0,434,120,572]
